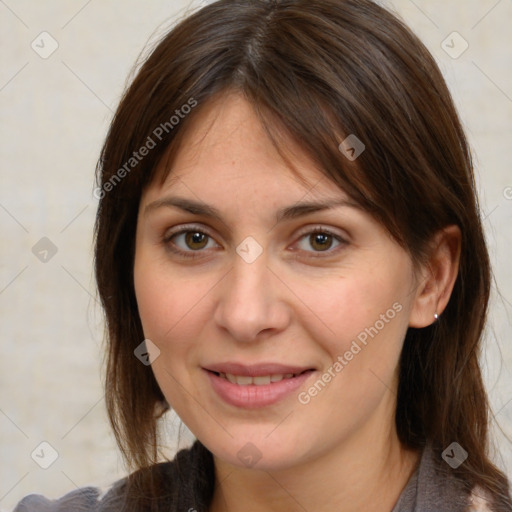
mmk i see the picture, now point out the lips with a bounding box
[203,362,316,408]
[204,362,314,377]
[218,372,301,385]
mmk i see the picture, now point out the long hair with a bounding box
[94,0,511,509]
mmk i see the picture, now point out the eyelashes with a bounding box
[162,224,348,260]
[162,225,220,259]
[295,228,343,253]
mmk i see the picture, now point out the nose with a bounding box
[213,252,291,343]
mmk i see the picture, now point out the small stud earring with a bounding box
[434,312,439,321]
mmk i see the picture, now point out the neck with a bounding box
[209,424,420,512]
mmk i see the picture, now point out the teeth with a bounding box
[223,373,236,384]
[235,375,253,386]
[220,373,298,385]
[253,375,271,385]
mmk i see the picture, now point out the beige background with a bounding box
[1,0,511,509]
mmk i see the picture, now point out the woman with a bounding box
[15,0,512,510]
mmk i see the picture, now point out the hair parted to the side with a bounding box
[94,0,511,509]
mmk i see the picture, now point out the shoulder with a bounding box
[12,441,212,512]
[466,485,495,512]
[13,487,102,512]
[13,469,158,512]
[12,479,132,512]
[13,472,152,512]
[394,442,502,512]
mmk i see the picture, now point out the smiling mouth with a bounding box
[204,367,316,408]
[209,370,312,386]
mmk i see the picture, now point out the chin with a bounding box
[200,429,313,472]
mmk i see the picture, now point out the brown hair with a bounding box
[94,0,511,509]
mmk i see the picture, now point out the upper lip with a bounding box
[203,362,315,377]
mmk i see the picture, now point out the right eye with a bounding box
[163,226,221,259]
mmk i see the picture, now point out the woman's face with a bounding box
[134,93,422,471]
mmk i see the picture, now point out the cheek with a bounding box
[133,255,210,410]
[298,267,409,350]
[292,259,413,411]
[291,277,409,427]
[133,253,216,350]
[133,261,174,341]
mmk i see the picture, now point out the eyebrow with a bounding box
[144,196,360,224]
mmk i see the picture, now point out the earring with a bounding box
[434,312,439,321]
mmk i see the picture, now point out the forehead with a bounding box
[143,92,347,204]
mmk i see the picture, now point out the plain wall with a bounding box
[1,1,511,509]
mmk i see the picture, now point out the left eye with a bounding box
[296,231,342,252]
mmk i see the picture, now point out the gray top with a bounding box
[14,441,489,512]
[391,441,469,512]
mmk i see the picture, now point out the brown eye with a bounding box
[295,229,345,255]
[185,231,209,250]
[309,232,333,251]
[165,229,219,256]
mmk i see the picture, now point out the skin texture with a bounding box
[133,93,461,512]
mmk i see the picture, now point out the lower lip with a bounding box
[204,369,314,409]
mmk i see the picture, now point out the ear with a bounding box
[408,225,461,328]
